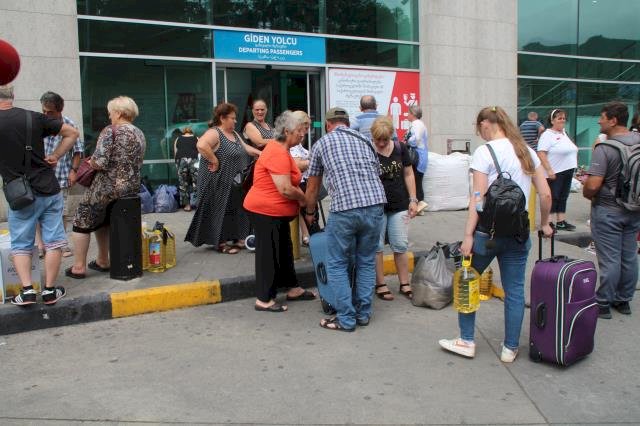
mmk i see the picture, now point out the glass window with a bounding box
[77,0,214,25]
[327,39,418,68]
[78,20,212,58]
[578,0,640,60]
[326,0,418,41]
[519,54,640,82]
[213,1,320,33]
[80,57,213,185]
[518,0,578,55]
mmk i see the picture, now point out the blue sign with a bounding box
[214,30,325,64]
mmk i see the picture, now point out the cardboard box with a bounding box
[0,248,41,303]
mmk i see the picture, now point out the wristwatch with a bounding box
[409,198,418,203]
[303,208,316,216]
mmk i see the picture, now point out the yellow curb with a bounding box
[111,281,221,318]
[382,252,414,275]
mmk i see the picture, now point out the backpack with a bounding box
[478,144,529,242]
[599,138,640,211]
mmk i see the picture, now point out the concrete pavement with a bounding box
[0,192,619,336]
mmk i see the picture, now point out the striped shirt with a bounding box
[308,125,386,212]
[519,120,544,150]
[43,115,84,188]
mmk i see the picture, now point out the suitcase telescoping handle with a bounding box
[537,230,555,261]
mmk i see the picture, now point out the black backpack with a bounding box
[478,144,530,242]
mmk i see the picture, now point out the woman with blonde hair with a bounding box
[439,106,553,363]
[371,116,418,301]
[66,96,146,278]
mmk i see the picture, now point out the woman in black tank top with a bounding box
[173,126,199,210]
[243,99,274,150]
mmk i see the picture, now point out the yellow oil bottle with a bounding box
[148,230,165,273]
[163,226,176,269]
[479,266,493,301]
[141,222,150,271]
[453,257,480,313]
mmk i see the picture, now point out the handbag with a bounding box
[406,144,420,167]
[76,158,96,187]
[3,113,35,210]
[233,160,256,193]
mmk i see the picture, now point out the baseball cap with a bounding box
[326,107,349,121]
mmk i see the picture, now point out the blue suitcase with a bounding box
[308,231,355,314]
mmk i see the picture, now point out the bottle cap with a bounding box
[462,258,471,267]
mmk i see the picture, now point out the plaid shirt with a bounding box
[43,115,84,188]
[308,125,386,212]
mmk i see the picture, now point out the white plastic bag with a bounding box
[423,152,471,211]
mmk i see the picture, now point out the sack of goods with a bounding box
[410,242,461,309]
[423,152,472,211]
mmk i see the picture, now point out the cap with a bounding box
[325,107,349,121]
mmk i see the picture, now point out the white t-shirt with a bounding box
[537,129,578,175]
[470,138,541,207]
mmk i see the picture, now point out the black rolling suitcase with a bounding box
[109,195,143,280]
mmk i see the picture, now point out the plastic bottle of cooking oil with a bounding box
[453,256,480,313]
[141,222,150,271]
[163,226,176,269]
[479,266,493,301]
[148,230,165,273]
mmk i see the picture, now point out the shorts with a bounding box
[377,210,409,253]
[8,192,67,256]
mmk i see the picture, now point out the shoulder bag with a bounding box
[77,125,116,187]
[3,112,36,210]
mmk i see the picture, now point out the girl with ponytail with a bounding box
[439,106,553,363]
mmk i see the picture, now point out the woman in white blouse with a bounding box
[536,108,578,231]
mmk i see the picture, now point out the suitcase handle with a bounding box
[534,302,547,328]
[317,262,328,285]
[537,230,555,260]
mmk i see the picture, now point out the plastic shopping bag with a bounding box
[153,184,178,213]
[410,244,454,309]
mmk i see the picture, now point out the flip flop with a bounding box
[218,245,240,254]
[319,317,355,332]
[88,260,110,272]
[65,267,86,279]
[286,289,316,301]
[255,303,288,312]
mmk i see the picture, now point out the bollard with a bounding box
[109,195,143,280]
[290,216,300,260]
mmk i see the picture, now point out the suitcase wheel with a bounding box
[529,343,542,362]
[244,234,256,251]
[320,298,336,315]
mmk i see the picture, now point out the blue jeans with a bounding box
[377,210,409,253]
[325,204,384,329]
[458,231,531,350]
[8,193,67,256]
[591,204,640,305]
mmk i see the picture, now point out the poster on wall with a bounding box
[328,68,420,140]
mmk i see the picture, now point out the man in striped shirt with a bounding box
[519,111,545,150]
[305,107,386,332]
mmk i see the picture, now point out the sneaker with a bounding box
[598,304,612,319]
[11,287,37,306]
[612,301,631,315]
[500,345,518,363]
[41,286,66,305]
[555,220,576,231]
[356,317,370,326]
[438,338,476,358]
[584,241,596,255]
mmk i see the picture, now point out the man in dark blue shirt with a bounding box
[519,111,545,150]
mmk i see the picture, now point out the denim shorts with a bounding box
[8,193,67,256]
[377,210,410,253]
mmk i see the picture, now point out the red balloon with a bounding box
[0,39,20,85]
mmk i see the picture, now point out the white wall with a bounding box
[419,0,518,154]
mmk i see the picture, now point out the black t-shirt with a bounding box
[175,134,199,160]
[378,141,411,212]
[0,107,63,195]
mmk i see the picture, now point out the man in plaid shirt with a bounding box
[36,92,84,257]
[304,107,386,332]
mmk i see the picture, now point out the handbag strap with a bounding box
[24,112,33,175]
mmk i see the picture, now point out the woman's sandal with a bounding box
[319,317,355,332]
[255,302,288,312]
[399,283,413,299]
[218,244,240,255]
[375,283,394,301]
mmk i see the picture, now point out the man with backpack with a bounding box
[583,101,640,319]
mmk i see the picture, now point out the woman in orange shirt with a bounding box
[244,111,316,312]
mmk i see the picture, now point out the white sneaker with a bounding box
[416,200,428,213]
[500,345,518,363]
[438,338,476,358]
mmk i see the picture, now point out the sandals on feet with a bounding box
[218,244,240,255]
[88,260,110,272]
[255,302,288,312]
[65,267,86,279]
[375,283,394,301]
[286,289,316,301]
[319,317,355,332]
[399,283,413,299]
